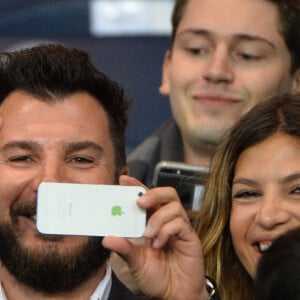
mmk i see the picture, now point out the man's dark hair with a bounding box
[0,44,131,177]
[170,0,300,73]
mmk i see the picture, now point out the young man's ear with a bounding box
[292,68,300,91]
[159,50,172,96]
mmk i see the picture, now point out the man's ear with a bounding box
[159,50,172,96]
[292,68,300,91]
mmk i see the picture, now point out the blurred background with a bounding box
[0,0,175,153]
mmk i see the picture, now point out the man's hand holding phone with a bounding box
[103,175,206,300]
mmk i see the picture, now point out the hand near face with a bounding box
[103,175,206,300]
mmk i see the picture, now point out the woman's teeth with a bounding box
[258,242,272,252]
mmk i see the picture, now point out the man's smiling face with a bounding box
[0,90,117,292]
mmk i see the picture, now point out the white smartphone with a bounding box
[36,182,146,238]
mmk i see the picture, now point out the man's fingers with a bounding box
[103,236,140,265]
[119,174,148,190]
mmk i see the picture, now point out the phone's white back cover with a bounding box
[37,182,146,238]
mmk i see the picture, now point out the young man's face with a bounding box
[160,0,300,149]
[0,91,122,292]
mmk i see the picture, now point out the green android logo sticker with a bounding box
[111,205,124,216]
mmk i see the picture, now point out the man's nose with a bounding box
[38,159,66,183]
[203,49,234,84]
[255,195,290,230]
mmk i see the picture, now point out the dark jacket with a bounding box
[109,272,149,300]
[128,120,183,187]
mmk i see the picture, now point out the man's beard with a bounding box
[0,222,111,294]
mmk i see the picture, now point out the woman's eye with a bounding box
[233,190,261,199]
[291,186,300,194]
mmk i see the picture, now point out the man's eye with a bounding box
[69,156,94,163]
[235,52,262,61]
[187,47,207,56]
[9,155,33,163]
[233,190,261,199]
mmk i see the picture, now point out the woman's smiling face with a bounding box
[230,132,300,277]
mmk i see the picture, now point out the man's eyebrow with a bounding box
[175,29,210,39]
[176,29,275,49]
[65,141,104,154]
[0,141,41,152]
[234,33,275,49]
[0,141,104,154]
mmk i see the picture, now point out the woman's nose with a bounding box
[255,196,290,230]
